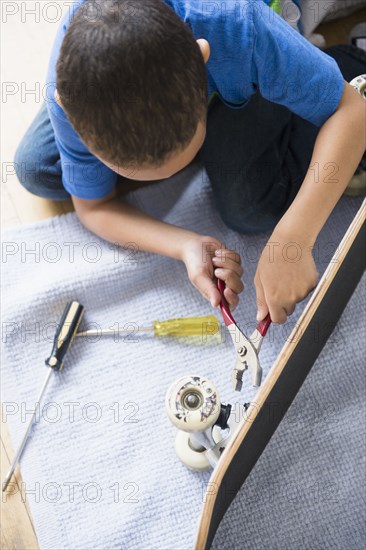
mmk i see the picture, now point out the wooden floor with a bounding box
[1,6,365,549]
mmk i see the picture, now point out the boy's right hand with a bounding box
[180,235,244,311]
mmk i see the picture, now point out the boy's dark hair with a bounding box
[56,0,208,168]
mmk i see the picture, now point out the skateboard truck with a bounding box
[165,375,240,471]
[217,279,271,391]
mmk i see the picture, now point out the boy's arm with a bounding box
[255,82,366,324]
[72,192,244,310]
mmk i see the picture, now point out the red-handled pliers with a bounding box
[217,279,271,391]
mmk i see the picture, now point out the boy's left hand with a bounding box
[254,230,318,324]
[180,235,244,311]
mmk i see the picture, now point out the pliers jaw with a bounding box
[226,323,263,390]
[216,278,271,392]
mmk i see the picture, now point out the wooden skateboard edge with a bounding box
[195,200,366,550]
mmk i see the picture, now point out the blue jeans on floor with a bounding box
[13,45,366,231]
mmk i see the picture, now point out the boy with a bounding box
[14,0,366,323]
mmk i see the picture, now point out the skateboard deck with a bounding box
[195,200,366,549]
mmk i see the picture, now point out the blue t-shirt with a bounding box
[46,0,345,199]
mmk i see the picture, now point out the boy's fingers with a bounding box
[254,277,269,322]
[268,298,296,324]
[267,302,287,324]
[282,301,296,317]
[212,255,244,276]
[192,272,221,307]
[214,249,241,265]
[214,268,244,294]
[223,287,239,311]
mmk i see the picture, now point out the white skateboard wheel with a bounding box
[165,375,220,432]
[174,430,211,471]
[350,75,366,99]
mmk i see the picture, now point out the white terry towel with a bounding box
[1,161,364,549]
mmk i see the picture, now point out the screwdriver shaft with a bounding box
[2,367,53,492]
[77,327,153,337]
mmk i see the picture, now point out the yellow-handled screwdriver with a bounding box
[76,315,220,338]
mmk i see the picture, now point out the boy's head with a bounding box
[56,0,209,181]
